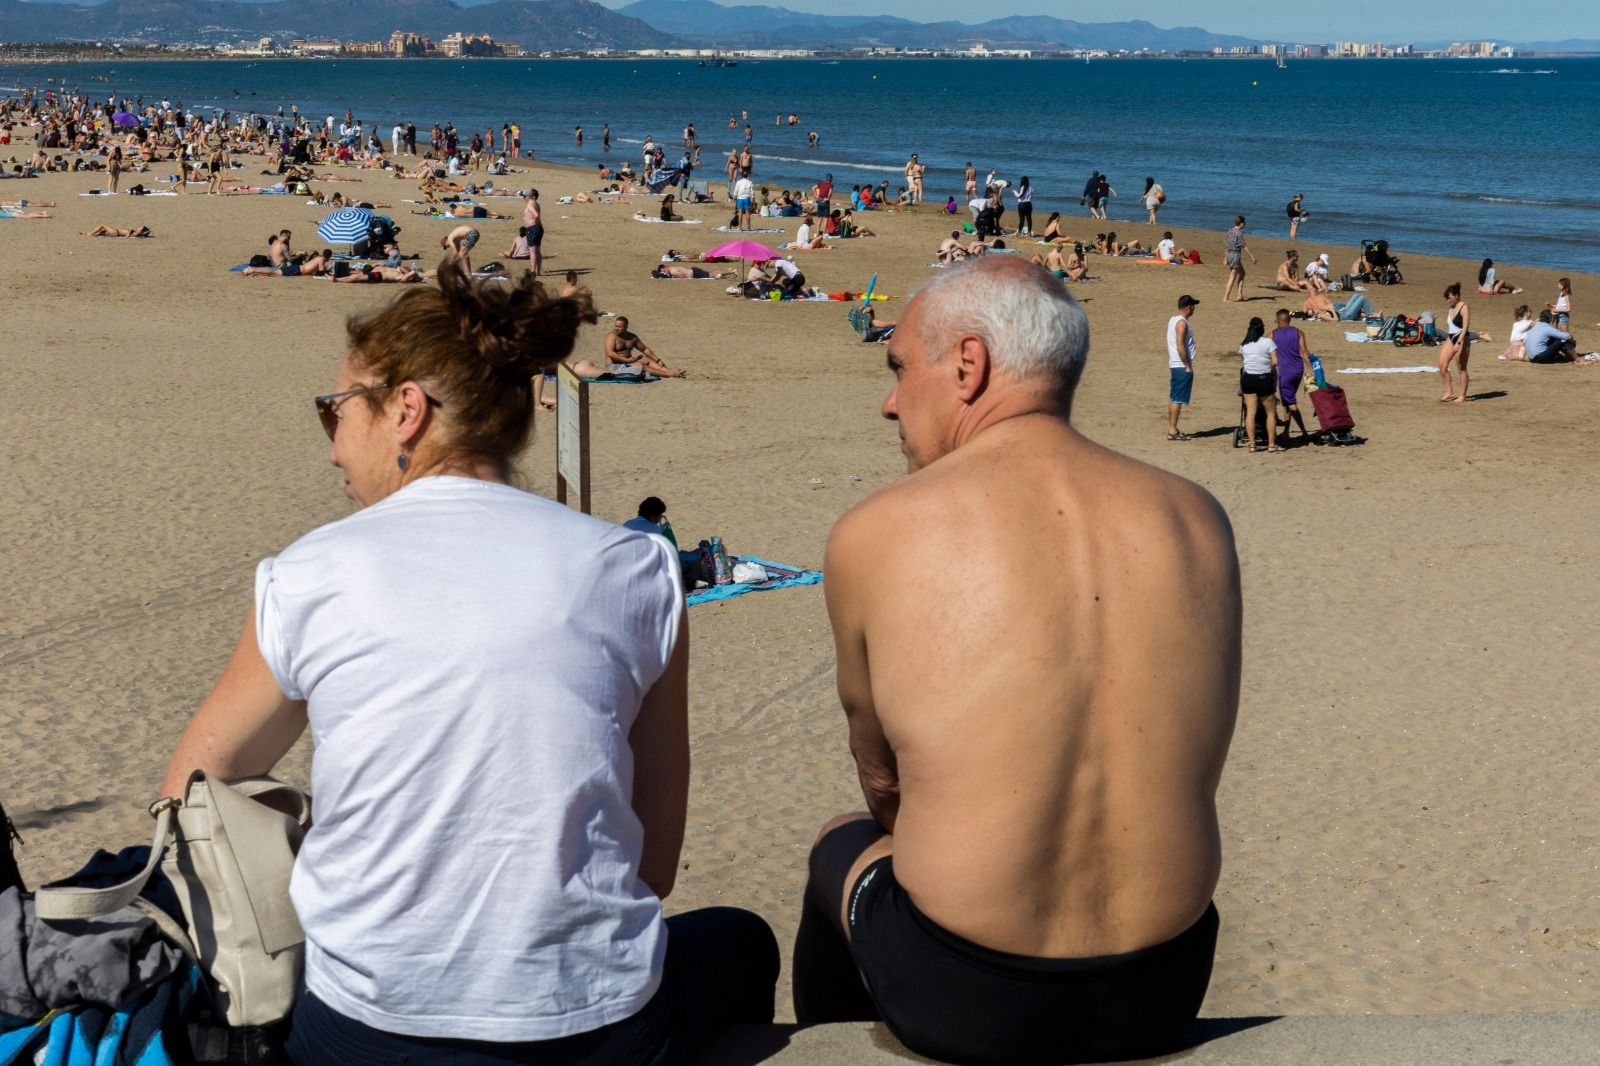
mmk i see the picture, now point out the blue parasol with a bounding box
[316,206,374,245]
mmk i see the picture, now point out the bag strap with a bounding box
[34,800,176,921]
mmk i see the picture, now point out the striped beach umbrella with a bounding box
[316,206,374,245]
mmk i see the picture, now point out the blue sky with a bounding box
[609,0,1599,43]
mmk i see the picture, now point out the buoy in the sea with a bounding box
[1252,81,1258,87]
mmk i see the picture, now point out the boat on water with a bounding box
[698,51,738,67]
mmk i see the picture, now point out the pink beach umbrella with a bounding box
[703,239,778,280]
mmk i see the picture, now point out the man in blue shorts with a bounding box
[1167,294,1199,440]
[732,174,755,231]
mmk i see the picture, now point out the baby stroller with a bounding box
[1232,390,1270,449]
[1358,240,1403,286]
[1310,384,1365,446]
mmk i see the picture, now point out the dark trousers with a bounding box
[286,907,778,1066]
[1016,203,1033,233]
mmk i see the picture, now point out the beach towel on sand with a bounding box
[712,226,782,234]
[687,556,822,606]
[632,213,701,224]
[1338,366,1437,374]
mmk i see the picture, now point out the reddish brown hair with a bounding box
[347,263,595,474]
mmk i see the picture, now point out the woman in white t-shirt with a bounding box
[1238,316,1280,453]
[161,267,777,1064]
[1502,303,1535,361]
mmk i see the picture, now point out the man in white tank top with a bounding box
[1167,295,1199,440]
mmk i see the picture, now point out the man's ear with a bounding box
[954,334,991,403]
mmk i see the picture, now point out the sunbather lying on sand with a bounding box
[652,264,732,280]
[243,250,332,277]
[333,264,429,283]
[427,203,511,220]
[83,224,150,237]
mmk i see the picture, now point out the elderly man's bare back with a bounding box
[795,257,1240,1064]
[827,415,1238,958]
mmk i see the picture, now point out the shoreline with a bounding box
[6,129,1600,1029]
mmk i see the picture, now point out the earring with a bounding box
[396,454,409,471]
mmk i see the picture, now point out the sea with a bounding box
[2,55,1595,270]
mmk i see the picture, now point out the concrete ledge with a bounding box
[699,1012,1600,1064]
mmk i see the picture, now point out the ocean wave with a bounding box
[609,141,905,176]
[1457,68,1558,75]
[1442,192,1600,210]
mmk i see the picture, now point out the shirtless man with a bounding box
[936,230,966,264]
[1274,249,1310,292]
[904,154,925,204]
[793,256,1239,1066]
[521,188,544,276]
[651,264,731,279]
[603,316,687,378]
[439,226,479,275]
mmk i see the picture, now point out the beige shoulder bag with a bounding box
[36,771,311,1027]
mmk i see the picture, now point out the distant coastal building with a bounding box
[390,31,434,57]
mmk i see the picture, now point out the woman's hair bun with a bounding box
[437,261,597,377]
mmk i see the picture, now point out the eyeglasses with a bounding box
[314,383,391,440]
[313,382,445,440]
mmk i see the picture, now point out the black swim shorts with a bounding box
[838,847,1218,1065]
[527,224,545,247]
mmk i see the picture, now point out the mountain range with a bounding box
[0,0,669,47]
[614,0,1258,51]
[3,0,1593,54]
[0,0,1263,51]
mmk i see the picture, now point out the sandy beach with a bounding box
[4,153,1599,1027]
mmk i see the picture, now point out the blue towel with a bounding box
[687,556,822,606]
[0,966,196,1066]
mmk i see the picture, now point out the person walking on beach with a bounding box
[1222,216,1255,303]
[1438,282,1473,403]
[1286,194,1307,239]
[390,121,402,157]
[1167,294,1200,440]
[794,257,1238,1065]
[1143,176,1165,225]
[1271,308,1314,441]
[904,154,924,204]
[1239,316,1280,452]
[1080,169,1100,217]
[161,269,778,1064]
[521,188,544,276]
[106,145,122,194]
[405,122,416,155]
[1093,173,1115,220]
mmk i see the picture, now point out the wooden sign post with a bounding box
[555,363,591,514]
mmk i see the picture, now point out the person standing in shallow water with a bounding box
[793,257,1239,1066]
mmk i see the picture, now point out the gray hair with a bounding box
[914,257,1089,404]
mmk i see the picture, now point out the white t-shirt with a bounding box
[256,477,680,1041]
[795,222,813,246]
[1240,337,1276,375]
[733,176,753,201]
[1157,238,1176,261]
[1510,318,1534,344]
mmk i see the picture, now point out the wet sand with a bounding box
[4,157,1599,1022]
